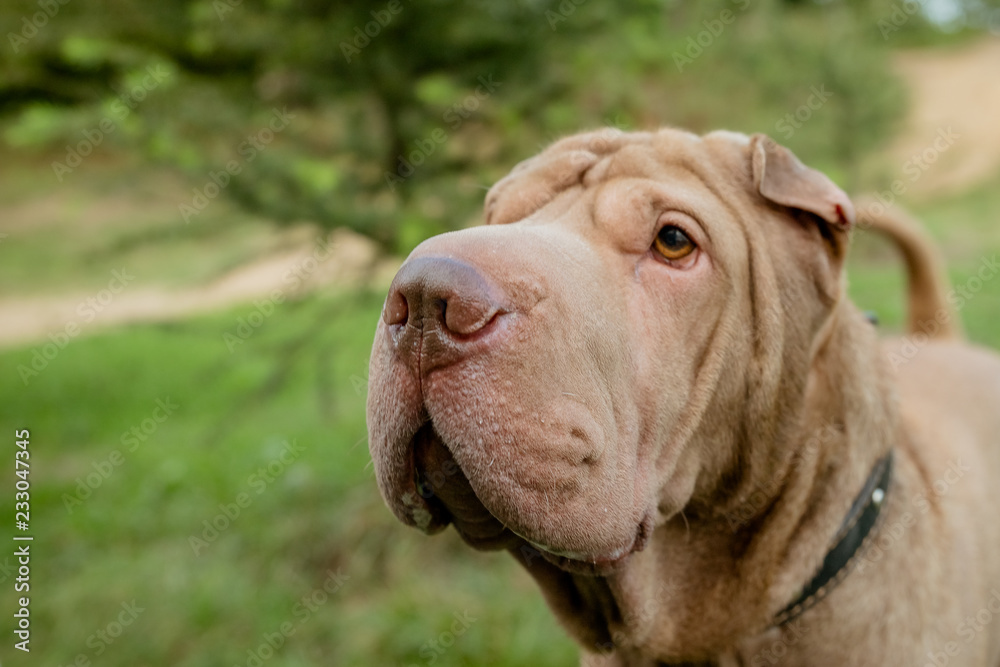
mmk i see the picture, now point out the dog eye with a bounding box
[653,225,696,261]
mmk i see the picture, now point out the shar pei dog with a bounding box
[366,127,1000,666]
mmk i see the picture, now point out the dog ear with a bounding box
[750,135,855,251]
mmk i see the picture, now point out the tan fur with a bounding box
[855,196,963,340]
[366,127,1000,666]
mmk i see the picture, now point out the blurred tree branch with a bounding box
[3,0,986,250]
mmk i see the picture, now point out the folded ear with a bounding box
[750,134,855,232]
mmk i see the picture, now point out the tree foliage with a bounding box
[1,0,986,250]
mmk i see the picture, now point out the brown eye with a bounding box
[653,225,696,261]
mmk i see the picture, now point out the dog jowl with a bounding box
[367,127,1000,666]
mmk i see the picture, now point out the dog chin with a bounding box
[406,423,651,575]
[520,518,652,576]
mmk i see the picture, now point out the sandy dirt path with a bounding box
[886,37,1000,195]
[0,228,399,349]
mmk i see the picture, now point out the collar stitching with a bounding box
[773,451,893,626]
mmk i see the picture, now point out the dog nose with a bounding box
[384,257,502,337]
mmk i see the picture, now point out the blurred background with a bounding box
[1,1,998,665]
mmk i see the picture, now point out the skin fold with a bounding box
[367,128,1000,666]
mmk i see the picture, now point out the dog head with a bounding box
[366,127,855,574]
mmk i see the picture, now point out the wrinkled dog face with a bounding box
[367,128,853,574]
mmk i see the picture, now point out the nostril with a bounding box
[384,256,504,338]
[384,290,409,326]
[443,296,500,336]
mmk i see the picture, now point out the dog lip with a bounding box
[519,510,653,574]
[528,536,639,577]
[526,539,633,563]
[404,423,454,534]
[410,424,522,548]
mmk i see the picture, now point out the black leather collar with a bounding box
[774,451,894,626]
